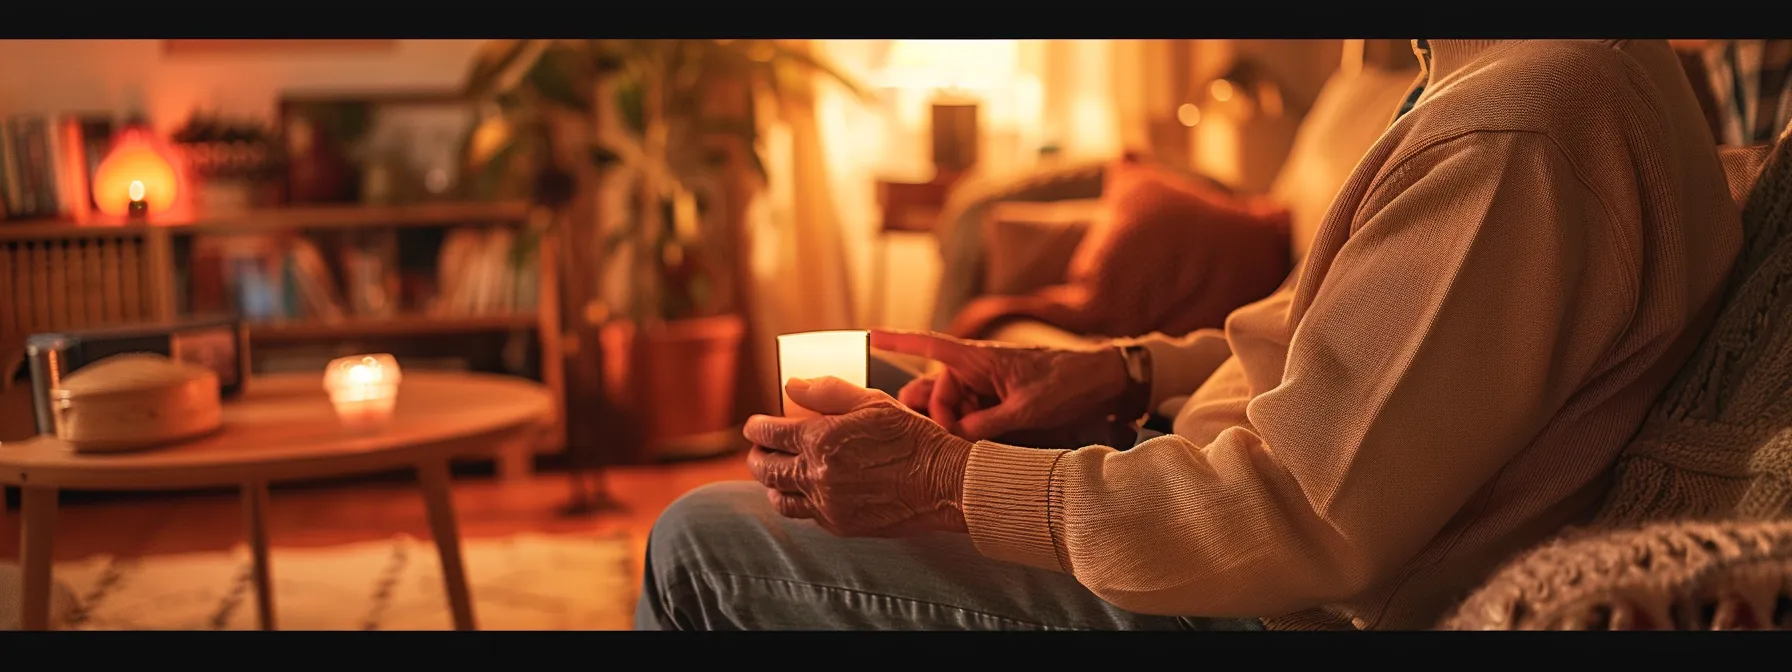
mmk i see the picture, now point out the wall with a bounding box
[1189,39,1344,192]
[0,39,484,132]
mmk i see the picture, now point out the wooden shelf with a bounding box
[249,312,539,342]
[0,201,533,241]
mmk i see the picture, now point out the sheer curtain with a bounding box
[744,40,860,409]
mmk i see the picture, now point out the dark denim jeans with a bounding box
[633,354,1265,631]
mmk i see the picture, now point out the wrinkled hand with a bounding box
[871,329,1132,443]
[744,377,973,537]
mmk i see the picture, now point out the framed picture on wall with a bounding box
[275,90,479,206]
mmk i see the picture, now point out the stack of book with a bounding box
[431,226,540,316]
[182,226,540,323]
[0,113,115,221]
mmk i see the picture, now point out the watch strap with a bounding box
[1114,344,1153,426]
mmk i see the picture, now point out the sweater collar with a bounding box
[1423,40,1512,81]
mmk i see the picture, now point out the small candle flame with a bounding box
[128,180,145,202]
[346,362,379,386]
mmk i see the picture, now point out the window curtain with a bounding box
[745,39,859,408]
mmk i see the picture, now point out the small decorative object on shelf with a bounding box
[774,330,869,419]
[92,122,181,218]
[169,111,286,213]
[323,353,402,428]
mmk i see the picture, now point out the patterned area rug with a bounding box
[21,533,636,630]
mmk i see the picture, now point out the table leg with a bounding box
[416,458,476,631]
[241,481,276,631]
[18,486,56,631]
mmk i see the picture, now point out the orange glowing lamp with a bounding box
[91,127,180,217]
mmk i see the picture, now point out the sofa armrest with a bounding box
[1440,519,1792,630]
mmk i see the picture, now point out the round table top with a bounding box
[0,371,556,490]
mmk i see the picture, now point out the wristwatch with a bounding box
[1113,343,1154,426]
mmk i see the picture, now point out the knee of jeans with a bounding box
[645,481,767,581]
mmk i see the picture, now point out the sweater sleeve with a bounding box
[959,132,1633,618]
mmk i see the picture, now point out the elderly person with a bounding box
[635,39,1743,631]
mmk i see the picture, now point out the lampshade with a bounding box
[91,126,180,217]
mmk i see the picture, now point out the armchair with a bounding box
[1438,129,1792,631]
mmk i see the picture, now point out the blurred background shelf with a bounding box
[0,200,534,240]
[1,200,565,481]
[248,312,539,342]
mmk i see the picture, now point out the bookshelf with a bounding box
[0,200,565,482]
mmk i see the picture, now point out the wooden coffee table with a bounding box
[0,371,557,631]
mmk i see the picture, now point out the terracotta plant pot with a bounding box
[599,313,746,463]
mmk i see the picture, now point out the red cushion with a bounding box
[949,156,1293,340]
[1071,157,1292,334]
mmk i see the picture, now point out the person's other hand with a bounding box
[871,329,1131,442]
[743,377,974,537]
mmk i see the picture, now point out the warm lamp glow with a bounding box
[323,354,403,427]
[776,330,870,419]
[1209,79,1235,103]
[879,40,1019,92]
[1177,103,1203,127]
[92,128,180,217]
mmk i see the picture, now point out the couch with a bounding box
[925,59,1792,629]
[927,64,1423,348]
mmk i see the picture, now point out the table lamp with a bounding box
[775,330,869,419]
[91,125,180,218]
[323,353,402,427]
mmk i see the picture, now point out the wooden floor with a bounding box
[0,453,752,594]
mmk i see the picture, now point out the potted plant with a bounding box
[460,39,867,463]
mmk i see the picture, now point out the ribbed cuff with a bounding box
[962,440,1069,572]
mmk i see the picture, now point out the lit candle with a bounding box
[323,353,403,428]
[127,180,148,217]
[775,330,869,418]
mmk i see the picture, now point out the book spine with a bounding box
[3,118,31,216]
[0,126,11,219]
[26,117,59,217]
[57,116,91,221]
[80,118,114,212]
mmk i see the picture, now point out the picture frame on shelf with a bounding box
[275,90,478,207]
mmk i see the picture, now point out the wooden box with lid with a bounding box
[50,353,223,453]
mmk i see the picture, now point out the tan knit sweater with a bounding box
[959,40,1743,630]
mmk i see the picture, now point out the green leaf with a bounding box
[694,119,769,183]
[509,229,541,271]
[463,39,528,97]
[464,39,548,99]
[524,44,594,113]
[761,42,875,103]
[614,77,646,135]
[589,143,623,170]
[468,137,520,200]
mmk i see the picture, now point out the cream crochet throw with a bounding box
[1443,125,1792,630]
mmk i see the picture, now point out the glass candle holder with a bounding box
[323,353,402,428]
[775,330,869,419]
